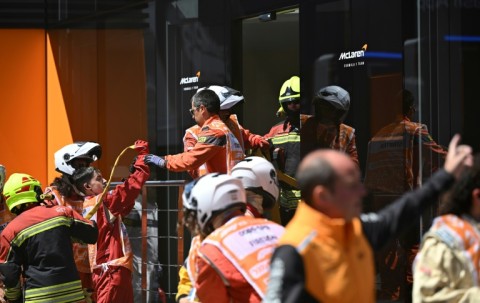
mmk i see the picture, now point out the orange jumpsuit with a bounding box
[167,115,244,175]
[182,114,262,178]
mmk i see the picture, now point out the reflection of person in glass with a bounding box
[301,85,359,165]
[364,89,447,301]
[365,90,447,193]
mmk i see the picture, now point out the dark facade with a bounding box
[1,0,479,302]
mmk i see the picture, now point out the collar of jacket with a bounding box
[293,201,360,248]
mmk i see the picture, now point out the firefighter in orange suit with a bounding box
[301,85,359,165]
[189,173,284,303]
[72,140,150,303]
[145,89,244,175]
[183,85,269,179]
[264,136,472,303]
[43,141,102,302]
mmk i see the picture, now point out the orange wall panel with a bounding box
[0,30,48,187]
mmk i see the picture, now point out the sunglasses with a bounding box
[189,107,198,116]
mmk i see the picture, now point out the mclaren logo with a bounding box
[180,71,201,85]
[338,44,368,60]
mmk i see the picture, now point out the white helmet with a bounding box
[191,173,246,233]
[54,142,102,175]
[197,85,244,110]
[231,156,279,209]
[182,179,199,211]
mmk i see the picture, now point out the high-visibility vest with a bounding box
[203,118,244,175]
[186,235,201,284]
[200,216,285,298]
[183,125,208,178]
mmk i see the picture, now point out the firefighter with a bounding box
[145,89,244,175]
[74,140,150,303]
[0,173,98,303]
[264,76,307,225]
[191,173,284,302]
[44,141,102,301]
[301,85,359,165]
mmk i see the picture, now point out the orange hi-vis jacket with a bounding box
[183,125,208,179]
[196,216,285,303]
[82,155,150,275]
[169,115,244,176]
[175,203,265,303]
[365,116,447,194]
[183,114,262,178]
[224,114,268,151]
[44,187,91,274]
[186,236,202,286]
[277,202,375,302]
[301,117,359,166]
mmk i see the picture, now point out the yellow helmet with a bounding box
[277,76,300,115]
[3,173,42,212]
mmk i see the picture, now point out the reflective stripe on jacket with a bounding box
[0,205,97,303]
[45,186,92,274]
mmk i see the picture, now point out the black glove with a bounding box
[129,156,138,174]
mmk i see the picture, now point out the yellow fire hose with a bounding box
[84,144,137,220]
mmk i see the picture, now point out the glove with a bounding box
[145,154,166,168]
[134,140,149,155]
[251,135,270,149]
[129,156,137,174]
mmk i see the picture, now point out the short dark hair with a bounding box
[439,153,480,216]
[192,89,220,114]
[51,174,76,197]
[71,166,100,195]
[296,156,336,205]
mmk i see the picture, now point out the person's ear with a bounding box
[313,185,332,206]
[83,182,91,194]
